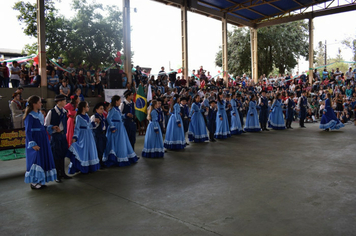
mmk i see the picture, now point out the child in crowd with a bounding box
[142,100,164,158]
[44,94,71,183]
[104,95,138,166]
[164,94,186,150]
[91,103,108,167]
[67,101,100,174]
[24,96,57,189]
[188,95,209,142]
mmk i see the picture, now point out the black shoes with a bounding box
[55,179,62,183]
[30,183,46,190]
[63,175,72,179]
[324,128,330,131]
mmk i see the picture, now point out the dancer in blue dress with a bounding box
[142,100,165,158]
[104,95,138,166]
[67,101,100,174]
[215,92,231,139]
[268,93,286,130]
[230,93,243,135]
[244,94,262,132]
[164,94,186,150]
[320,93,345,131]
[188,95,209,142]
[24,96,57,190]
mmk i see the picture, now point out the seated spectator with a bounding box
[75,88,85,102]
[60,79,71,98]
[77,69,88,97]
[305,109,316,123]
[9,92,24,129]
[85,71,96,97]
[24,69,41,87]
[47,70,60,94]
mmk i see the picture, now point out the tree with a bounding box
[215,21,309,77]
[14,0,123,68]
[342,37,356,63]
[315,41,325,67]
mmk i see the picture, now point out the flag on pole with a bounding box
[147,84,152,103]
[135,85,147,122]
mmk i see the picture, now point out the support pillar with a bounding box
[308,18,314,84]
[250,27,258,83]
[123,0,132,85]
[181,0,188,82]
[37,0,47,98]
[222,13,228,86]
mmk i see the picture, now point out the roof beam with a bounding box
[256,3,356,28]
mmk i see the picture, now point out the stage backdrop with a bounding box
[104,89,126,103]
[0,128,26,151]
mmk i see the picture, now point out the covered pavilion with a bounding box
[35,0,356,96]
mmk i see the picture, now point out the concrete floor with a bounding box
[1,122,356,236]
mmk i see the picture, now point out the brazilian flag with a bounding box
[135,85,147,122]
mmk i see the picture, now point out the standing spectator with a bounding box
[55,57,65,79]
[168,68,177,88]
[93,71,103,97]
[1,62,10,87]
[122,72,127,88]
[345,67,353,85]
[10,92,24,128]
[100,71,108,89]
[67,62,76,73]
[47,70,60,94]
[10,61,21,88]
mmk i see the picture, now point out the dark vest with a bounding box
[92,113,107,135]
[50,107,67,133]
[261,97,268,109]
[122,101,135,121]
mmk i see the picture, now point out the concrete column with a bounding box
[37,0,47,97]
[181,0,188,81]
[308,18,314,84]
[123,0,132,85]
[250,27,258,83]
[222,13,228,86]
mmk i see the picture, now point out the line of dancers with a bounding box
[24,89,344,189]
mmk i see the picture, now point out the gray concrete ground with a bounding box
[1,122,356,236]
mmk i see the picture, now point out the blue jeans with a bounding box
[3,77,10,88]
[47,84,60,94]
[78,84,89,96]
[11,79,20,88]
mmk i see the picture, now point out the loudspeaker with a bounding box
[108,69,122,89]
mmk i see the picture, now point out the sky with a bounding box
[1,0,356,75]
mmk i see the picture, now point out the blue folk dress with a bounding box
[67,114,100,174]
[188,102,209,142]
[104,107,138,166]
[164,103,186,149]
[24,111,57,185]
[215,100,231,139]
[244,101,262,132]
[320,99,345,130]
[268,99,286,130]
[142,109,164,158]
[230,99,243,135]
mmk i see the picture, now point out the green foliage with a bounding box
[315,41,326,68]
[216,21,309,77]
[342,37,356,63]
[14,0,123,68]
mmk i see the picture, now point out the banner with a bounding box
[104,89,126,103]
[0,128,26,151]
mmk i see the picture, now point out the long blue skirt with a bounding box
[164,116,186,150]
[231,111,243,135]
[25,130,57,185]
[67,129,100,174]
[320,108,345,130]
[268,107,286,130]
[188,112,208,142]
[104,122,138,167]
[142,121,165,158]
